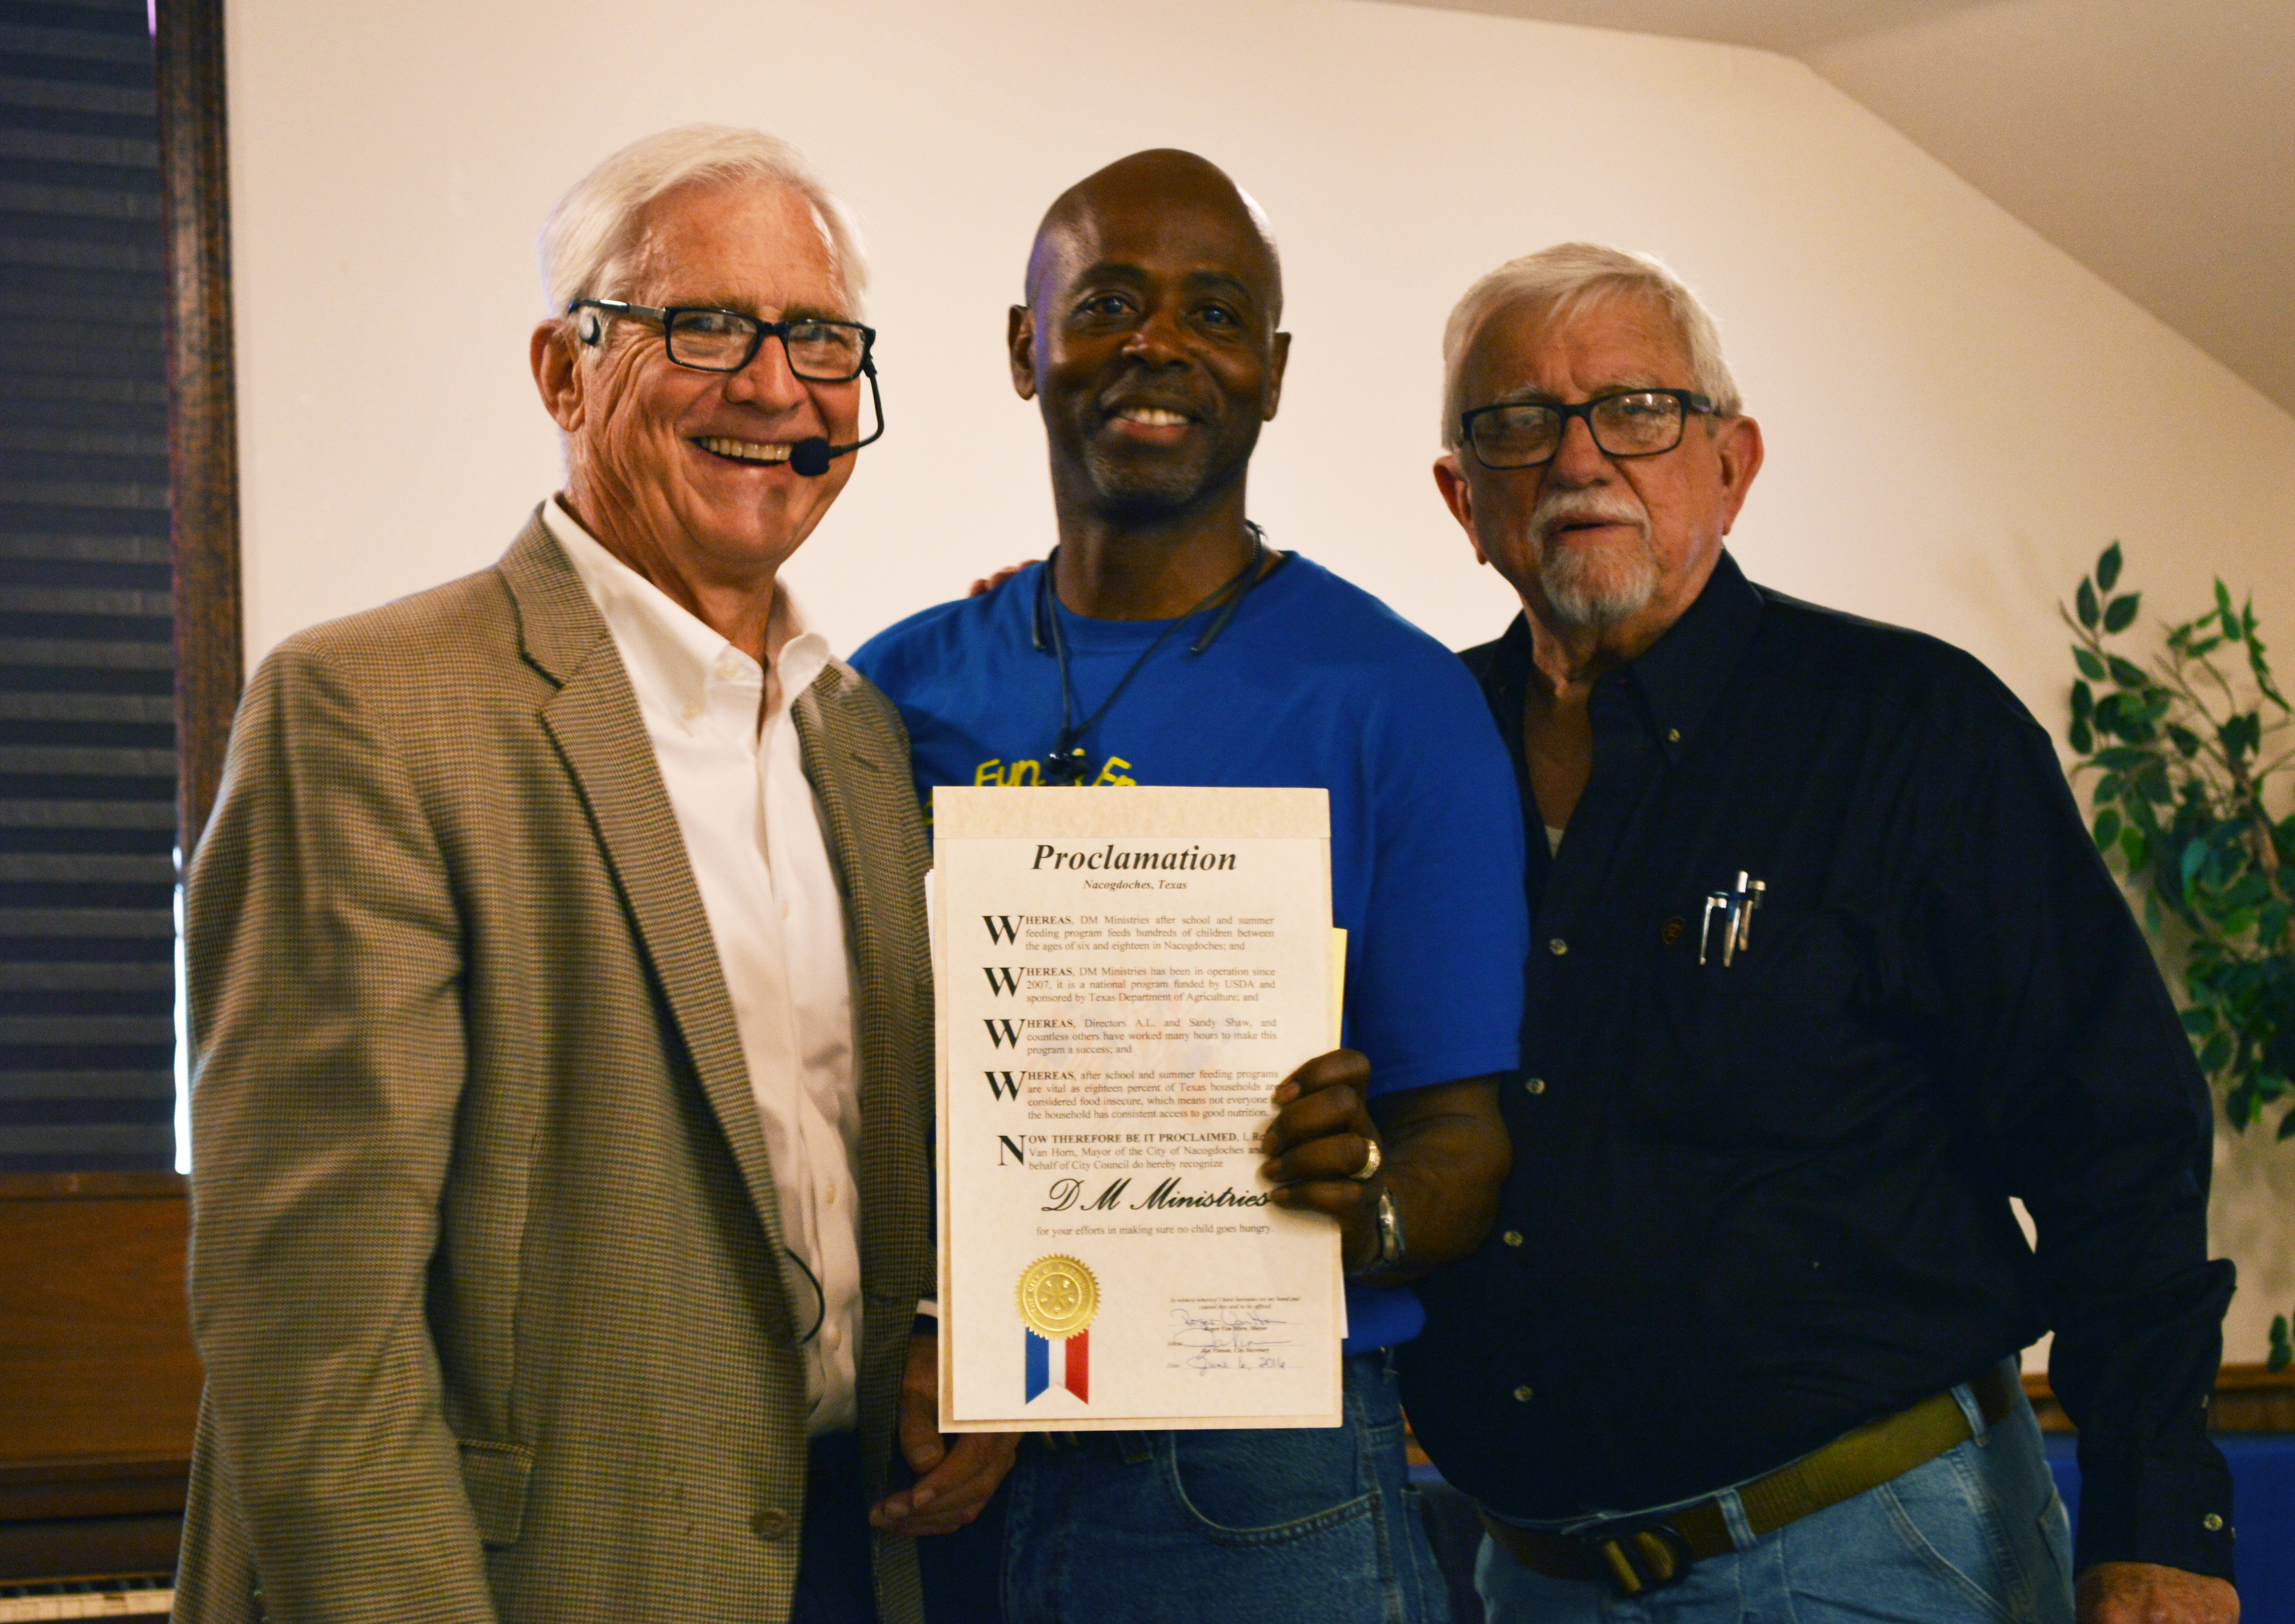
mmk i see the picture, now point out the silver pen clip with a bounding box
[1698,890,1730,966]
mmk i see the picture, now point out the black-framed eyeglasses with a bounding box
[569,298,875,382]
[1460,388,1715,470]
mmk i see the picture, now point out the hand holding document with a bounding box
[933,787,1345,1430]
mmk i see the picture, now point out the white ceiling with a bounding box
[1385,0,2295,417]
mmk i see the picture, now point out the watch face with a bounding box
[1376,1187,1405,1267]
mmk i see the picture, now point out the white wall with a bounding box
[225,0,2295,1363]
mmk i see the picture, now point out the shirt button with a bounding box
[1524,1077,1547,1096]
[1666,727,1682,744]
[1512,1385,1534,1403]
[1502,1230,1524,1247]
[825,1186,837,1206]
[752,1506,792,1538]
[681,701,702,721]
[2203,1513,2225,1532]
[827,1324,844,1350]
[1548,938,1568,957]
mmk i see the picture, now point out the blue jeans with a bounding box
[996,1351,1450,1624]
[1479,1377,2073,1624]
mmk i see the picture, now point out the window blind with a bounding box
[0,0,174,1172]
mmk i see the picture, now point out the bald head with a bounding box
[1024,149,1282,332]
[1008,148,1291,537]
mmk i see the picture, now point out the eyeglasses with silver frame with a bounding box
[1460,387,1716,471]
[569,298,875,383]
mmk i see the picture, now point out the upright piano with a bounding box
[0,1172,199,1618]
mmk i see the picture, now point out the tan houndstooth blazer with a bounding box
[174,512,934,1624]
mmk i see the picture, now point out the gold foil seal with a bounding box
[1015,1254,1100,1340]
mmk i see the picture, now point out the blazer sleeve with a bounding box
[185,638,497,1622]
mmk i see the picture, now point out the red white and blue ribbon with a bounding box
[1024,1327,1089,1403]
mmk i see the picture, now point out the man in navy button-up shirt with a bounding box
[1401,242,2238,1624]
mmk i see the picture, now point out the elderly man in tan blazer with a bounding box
[175,126,1010,1624]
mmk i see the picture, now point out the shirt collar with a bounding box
[1479,548,1764,756]
[542,495,836,710]
[1621,548,1763,753]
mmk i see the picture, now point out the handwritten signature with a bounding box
[1166,1308,1294,1372]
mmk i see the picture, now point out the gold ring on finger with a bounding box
[1349,1137,1382,1181]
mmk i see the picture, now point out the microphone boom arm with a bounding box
[791,357,885,477]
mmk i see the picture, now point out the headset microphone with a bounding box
[788,357,886,478]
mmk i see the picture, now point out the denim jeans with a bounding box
[995,1351,1450,1624]
[1478,1376,2074,1624]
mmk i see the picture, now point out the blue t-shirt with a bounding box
[853,553,1527,1352]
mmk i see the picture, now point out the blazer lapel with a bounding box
[499,514,804,1327]
[794,666,933,1302]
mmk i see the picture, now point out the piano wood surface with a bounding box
[0,1174,199,1591]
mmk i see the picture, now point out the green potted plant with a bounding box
[2063,543,2295,1369]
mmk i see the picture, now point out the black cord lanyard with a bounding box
[1031,524,1269,786]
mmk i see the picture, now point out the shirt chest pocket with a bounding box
[1633,900,1890,1147]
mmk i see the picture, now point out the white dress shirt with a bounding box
[546,497,864,1434]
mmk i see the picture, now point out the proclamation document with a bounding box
[933,785,1344,1431]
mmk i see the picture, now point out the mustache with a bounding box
[1529,487,1650,544]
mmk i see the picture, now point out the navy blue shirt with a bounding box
[854,553,1529,1353]
[1401,551,2235,1579]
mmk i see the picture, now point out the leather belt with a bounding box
[1481,1363,2018,1596]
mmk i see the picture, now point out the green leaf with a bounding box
[2271,1315,2292,1373]
[2201,1032,2234,1073]
[2119,827,2149,870]
[2072,645,2106,680]
[2180,1007,2215,1035]
[2104,593,2141,633]
[2105,654,2149,689]
[2069,718,2094,755]
[2092,744,2151,771]
[2280,1106,2295,1144]
[2077,577,2100,630]
[2093,772,2122,803]
[2096,542,2123,593]
[2166,725,2202,758]
[2072,680,2094,723]
[2092,807,2121,850]
[2216,579,2237,621]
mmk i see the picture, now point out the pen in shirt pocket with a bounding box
[1698,871,1766,967]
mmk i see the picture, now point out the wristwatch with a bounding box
[1348,1186,1407,1278]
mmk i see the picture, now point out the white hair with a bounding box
[1439,243,1740,447]
[537,124,868,330]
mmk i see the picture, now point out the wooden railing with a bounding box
[2025,1363,2295,1433]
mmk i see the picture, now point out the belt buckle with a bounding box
[1583,1522,1695,1596]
